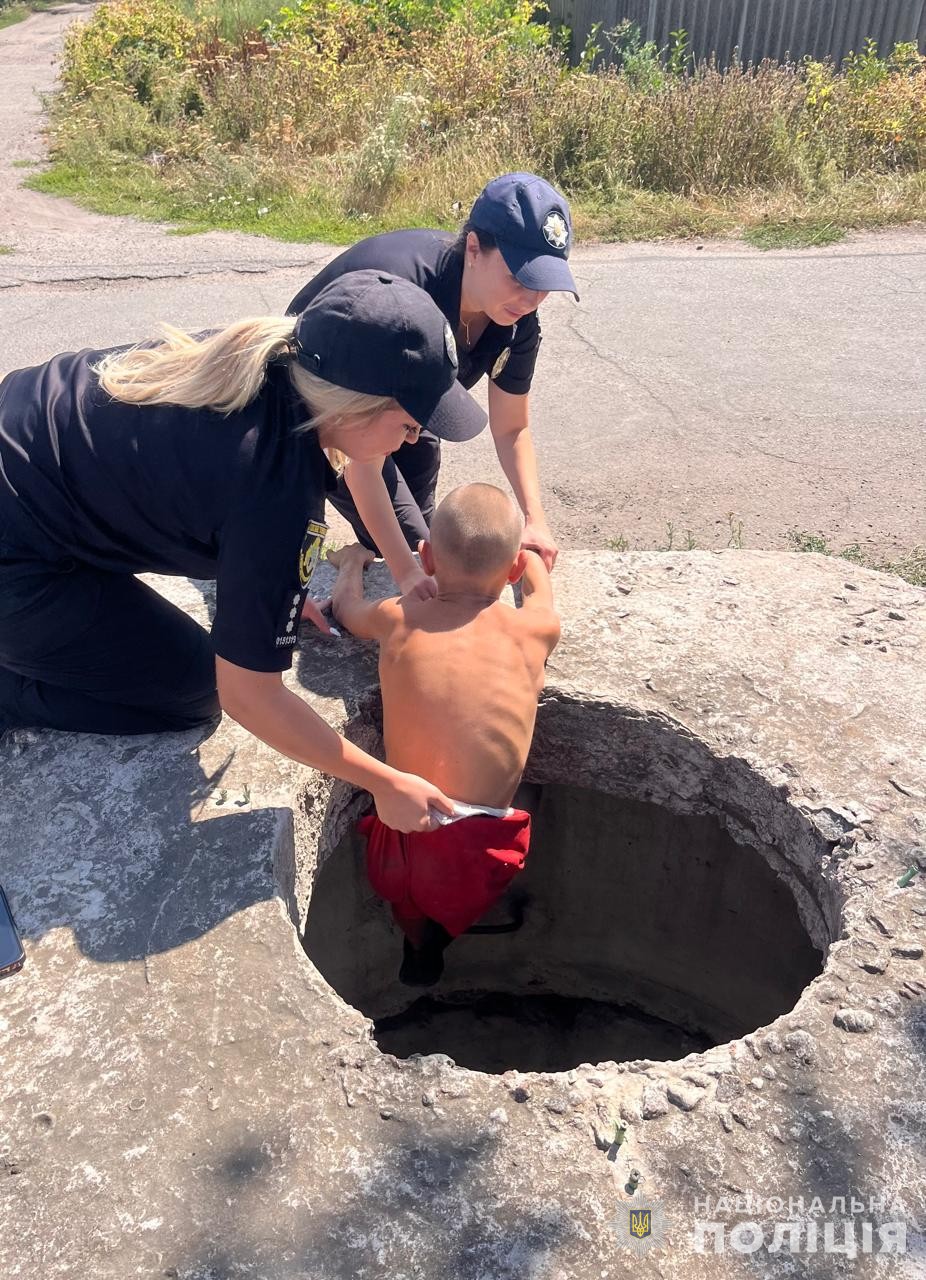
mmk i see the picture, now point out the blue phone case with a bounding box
[0,884,25,978]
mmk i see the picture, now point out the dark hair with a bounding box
[454,221,497,254]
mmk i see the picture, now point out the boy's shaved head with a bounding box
[429,484,522,584]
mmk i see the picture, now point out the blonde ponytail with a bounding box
[96,317,400,472]
[96,317,298,415]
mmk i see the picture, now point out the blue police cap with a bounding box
[469,172,579,300]
[293,271,487,443]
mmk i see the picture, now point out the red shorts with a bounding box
[359,810,531,945]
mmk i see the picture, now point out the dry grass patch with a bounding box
[33,1,926,246]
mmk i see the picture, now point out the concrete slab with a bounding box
[2,552,924,1277]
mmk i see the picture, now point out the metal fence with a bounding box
[548,0,926,68]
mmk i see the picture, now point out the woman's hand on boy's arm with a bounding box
[215,659,453,832]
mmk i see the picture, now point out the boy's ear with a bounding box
[419,539,436,577]
[507,549,528,585]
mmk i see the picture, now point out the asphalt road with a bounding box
[2,5,924,556]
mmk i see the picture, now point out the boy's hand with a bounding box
[300,595,336,634]
[301,546,373,633]
[327,544,375,572]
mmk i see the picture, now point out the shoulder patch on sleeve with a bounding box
[299,518,328,587]
[491,347,511,381]
[274,519,328,648]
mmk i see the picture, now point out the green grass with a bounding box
[175,0,282,40]
[607,515,743,555]
[0,4,29,29]
[29,156,926,249]
[787,529,926,585]
[28,163,176,223]
[743,220,847,250]
[27,162,427,244]
[880,549,926,586]
[31,4,926,248]
[786,530,839,555]
[0,0,56,31]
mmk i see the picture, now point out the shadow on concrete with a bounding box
[162,1126,579,1280]
[292,619,380,706]
[1,719,287,961]
[725,1067,913,1276]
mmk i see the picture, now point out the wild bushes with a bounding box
[42,0,926,240]
[61,0,197,103]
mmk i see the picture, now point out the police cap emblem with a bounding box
[542,211,569,250]
[444,321,459,369]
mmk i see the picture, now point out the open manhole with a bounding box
[302,699,837,1074]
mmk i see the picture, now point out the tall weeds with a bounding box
[44,0,926,240]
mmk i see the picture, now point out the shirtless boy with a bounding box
[328,483,561,984]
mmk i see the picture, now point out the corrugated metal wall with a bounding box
[549,0,926,68]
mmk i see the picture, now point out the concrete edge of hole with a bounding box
[303,697,838,1058]
[2,551,924,1278]
[525,691,846,955]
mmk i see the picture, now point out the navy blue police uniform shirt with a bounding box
[288,230,541,396]
[0,349,335,672]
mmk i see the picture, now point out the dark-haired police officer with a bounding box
[0,272,487,832]
[288,172,579,614]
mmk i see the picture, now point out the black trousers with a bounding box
[330,432,441,553]
[0,547,219,735]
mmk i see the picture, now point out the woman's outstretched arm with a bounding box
[215,658,452,832]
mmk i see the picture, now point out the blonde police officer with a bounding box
[0,272,486,832]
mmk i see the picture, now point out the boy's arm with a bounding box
[328,544,400,641]
[519,549,561,654]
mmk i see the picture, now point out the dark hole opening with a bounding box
[303,781,825,1074]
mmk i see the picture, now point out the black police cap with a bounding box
[469,172,579,300]
[293,270,487,442]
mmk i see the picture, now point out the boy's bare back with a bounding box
[378,592,553,809]
[329,485,560,815]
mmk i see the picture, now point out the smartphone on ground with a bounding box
[0,885,25,979]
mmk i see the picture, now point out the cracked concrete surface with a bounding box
[1,552,925,1277]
